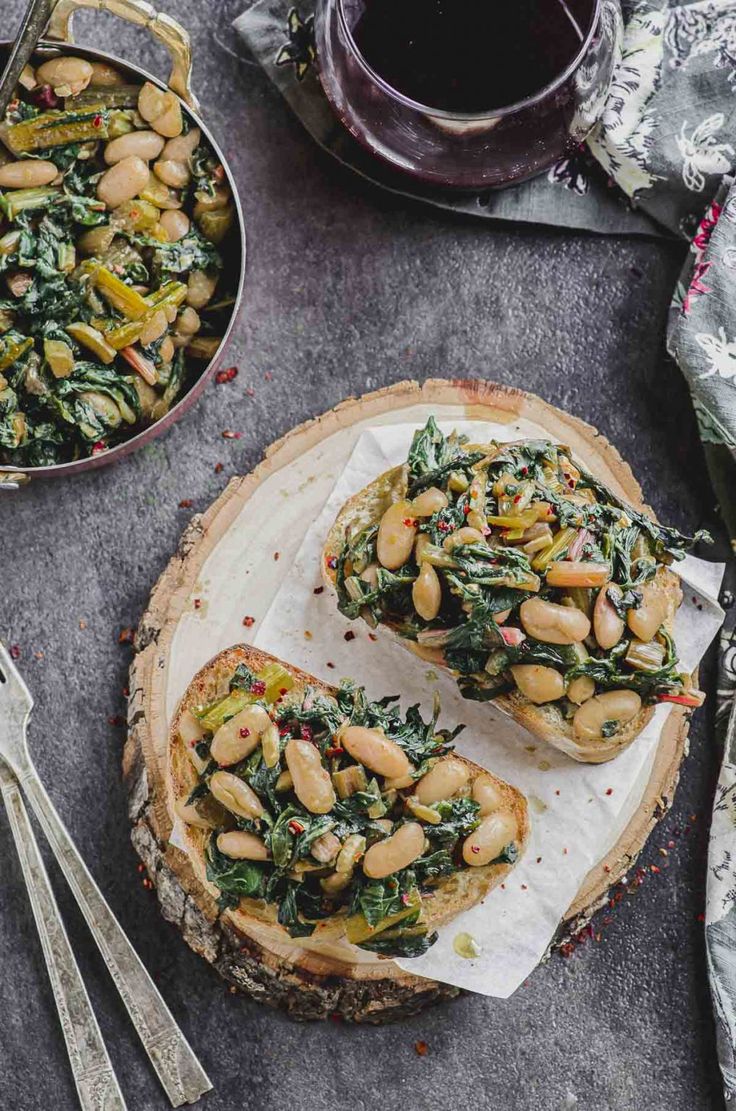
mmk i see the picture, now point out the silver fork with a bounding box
[0,642,212,1107]
[0,758,127,1110]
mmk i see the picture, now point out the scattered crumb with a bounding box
[243,616,255,628]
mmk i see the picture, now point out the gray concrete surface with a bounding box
[0,3,724,1109]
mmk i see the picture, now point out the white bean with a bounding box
[104,130,165,165]
[162,127,201,162]
[412,561,441,621]
[462,811,517,866]
[217,831,269,860]
[510,664,565,704]
[159,209,190,242]
[88,61,126,87]
[593,584,624,650]
[36,56,93,97]
[443,526,485,551]
[285,738,336,814]
[154,158,190,188]
[414,757,469,806]
[186,269,218,309]
[209,770,264,819]
[0,160,58,189]
[519,596,591,645]
[338,725,412,779]
[377,499,416,569]
[210,704,272,766]
[567,675,596,705]
[411,486,448,517]
[573,690,642,744]
[627,580,669,642]
[472,775,503,816]
[97,156,149,209]
[362,822,424,879]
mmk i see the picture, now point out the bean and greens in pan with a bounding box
[0,53,236,466]
[176,660,522,959]
[332,418,711,744]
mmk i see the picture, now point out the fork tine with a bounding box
[0,640,34,709]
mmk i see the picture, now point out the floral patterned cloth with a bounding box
[233,0,736,1094]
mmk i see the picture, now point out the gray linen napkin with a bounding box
[231,0,736,1096]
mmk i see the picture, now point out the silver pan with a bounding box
[0,0,247,489]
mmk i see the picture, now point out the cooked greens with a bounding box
[332,418,711,743]
[0,53,236,467]
[179,662,522,959]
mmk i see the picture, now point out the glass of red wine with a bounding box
[315,0,619,190]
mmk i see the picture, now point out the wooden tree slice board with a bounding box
[124,378,691,1021]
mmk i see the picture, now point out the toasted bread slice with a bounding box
[169,645,530,960]
[323,452,684,765]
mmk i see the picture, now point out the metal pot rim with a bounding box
[0,37,247,480]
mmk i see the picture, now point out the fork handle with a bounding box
[0,769,127,1111]
[20,767,212,1108]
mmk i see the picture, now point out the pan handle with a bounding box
[46,0,199,110]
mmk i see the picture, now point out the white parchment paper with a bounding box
[253,421,725,998]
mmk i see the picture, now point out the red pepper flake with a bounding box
[239,727,251,738]
[402,517,417,528]
[178,499,193,509]
[92,114,103,128]
[245,387,255,398]
[650,864,660,874]
[288,820,305,834]
[214,462,224,474]
[344,631,356,642]
[603,864,611,873]
[251,681,266,695]
[471,845,480,854]
[31,85,59,110]
[118,627,135,645]
[193,598,202,610]
[368,633,378,642]
[326,556,337,570]
[520,884,528,891]
[107,714,125,727]
[555,789,560,796]
[91,441,107,455]
[414,1041,429,1057]
[215,366,238,384]
[274,552,280,561]
[605,788,613,796]
[243,616,255,627]
[279,725,291,736]
[329,1013,343,1023]
[520,466,529,475]
[279,687,288,695]
[437,520,452,532]
[301,725,313,742]
[222,430,242,440]
[137,863,145,873]
[313,586,324,595]
[326,661,335,669]
[513,494,522,504]
[326,746,344,758]
[264,371,273,381]
[696,912,705,922]
[463,504,471,515]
